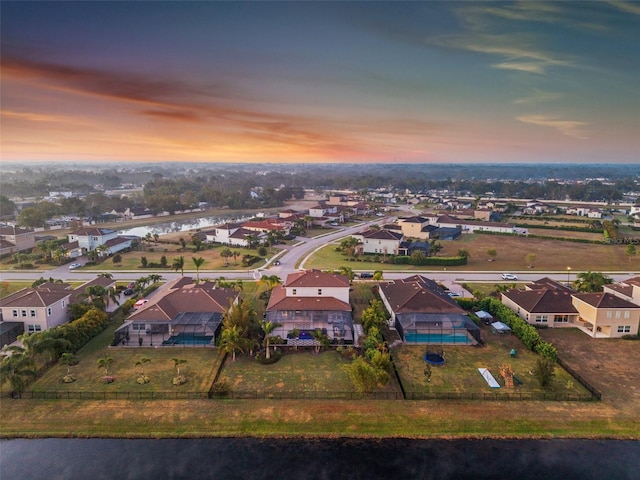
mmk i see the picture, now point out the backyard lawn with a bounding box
[220,350,354,394]
[30,347,223,393]
[391,325,590,398]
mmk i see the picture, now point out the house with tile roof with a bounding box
[351,228,404,255]
[378,275,480,344]
[0,284,72,333]
[67,227,134,256]
[265,270,354,345]
[501,277,640,338]
[114,278,239,346]
[0,225,36,256]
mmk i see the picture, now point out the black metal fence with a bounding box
[12,389,598,401]
[556,356,602,400]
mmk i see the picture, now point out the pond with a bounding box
[117,214,254,237]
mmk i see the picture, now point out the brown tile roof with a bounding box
[0,288,71,308]
[359,229,403,241]
[379,275,465,315]
[527,277,572,292]
[0,225,34,235]
[285,270,350,288]
[127,283,237,322]
[572,292,640,309]
[229,227,255,239]
[604,283,634,297]
[266,286,350,312]
[71,227,114,236]
[103,237,131,248]
[502,288,578,314]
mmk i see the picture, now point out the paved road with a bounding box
[1,216,637,287]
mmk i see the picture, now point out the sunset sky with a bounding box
[1,1,639,164]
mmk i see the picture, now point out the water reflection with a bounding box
[118,214,253,237]
[1,438,638,480]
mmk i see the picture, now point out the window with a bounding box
[624,311,630,319]
[30,310,37,317]
[27,324,42,333]
[535,315,548,323]
[12,310,18,318]
[93,236,99,241]
[21,310,27,317]
[62,301,66,308]
[615,310,621,319]
[47,307,52,316]
[554,315,569,323]
[292,289,297,296]
[132,323,145,331]
[606,310,612,319]
[617,325,631,333]
[318,289,322,295]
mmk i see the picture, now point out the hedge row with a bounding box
[511,223,603,234]
[53,308,110,353]
[479,298,557,362]
[392,255,468,266]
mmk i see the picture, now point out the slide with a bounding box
[478,368,500,388]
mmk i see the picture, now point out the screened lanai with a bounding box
[113,311,223,347]
[395,312,480,345]
[265,309,354,345]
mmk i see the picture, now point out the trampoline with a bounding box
[424,351,445,366]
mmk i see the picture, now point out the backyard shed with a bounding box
[490,321,512,334]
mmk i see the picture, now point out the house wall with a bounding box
[398,220,427,238]
[285,286,350,304]
[361,237,399,255]
[377,290,397,327]
[572,298,640,338]
[69,231,117,250]
[1,297,70,332]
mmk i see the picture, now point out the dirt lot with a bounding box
[539,328,640,412]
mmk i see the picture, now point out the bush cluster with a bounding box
[479,298,557,361]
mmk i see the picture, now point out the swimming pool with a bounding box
[162,333,213,346]
[403,332,473,344]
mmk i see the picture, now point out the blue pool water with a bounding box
[162,334,213,345]
[404,332,472,344]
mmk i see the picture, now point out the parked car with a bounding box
[127,282,136,289]
[68,263,81,270]
[273,260,281,266]
[359,272,374,279]
[123,288,134,296]
[134,299,148,308]
[501,273,518,280]
[447,292,462,297]
[330,222,339,226]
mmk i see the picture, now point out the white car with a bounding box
[68,263,81,270]
[134,299,148,308]
[501,273,518,280]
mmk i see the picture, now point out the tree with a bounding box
[339,265,355,281]
[171,358,187,376]
[179,237,187,250]
[97,356,113,376]
[410,250,427,266]
[487,248,497,262]
[172,256,185,276]
[0,346,37,395]
[147,273,163,284]
[261,320,282,360]
[135,357,150,377]
[219,325,247,361]
[112,254,122,265]
[140,256,148,268]
[311,328,330,354]
[17,207,46,228]
[232,250,241,265]
[98,272,113,280]
[340,356,382,394]
[575,271,613,293]
[429,240,443,257]
[457,249,470,259]
[220,247,233,266]
[192,257,205,282]
[626,244,637,262]
[536,357,555,388]
[525,253,536,268]
[373,270,384,281]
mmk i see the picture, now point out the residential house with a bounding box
[351,228,403,255]
[0,225,36,256]
[500,277,640,338]
[436,214,525,235]
[0,283,72,333]
[115,278,239,346]
[604,276,640,305]
[501,279,580,327]
[205,223,244,244]
[265,270,353,345]
[571,293,640,338]
[378,275,480,344]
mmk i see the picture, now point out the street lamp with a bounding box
[567,266,571,287]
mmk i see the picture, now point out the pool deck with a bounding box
[117,333,215,348]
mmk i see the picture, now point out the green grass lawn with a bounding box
[220,350,354,393]
[31,347,223,393]
[392,329,590,398]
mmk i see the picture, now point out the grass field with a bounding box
[304,234,637,272]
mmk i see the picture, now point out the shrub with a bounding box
[101,376,116,384]
[255,349,282,364]
[209,377,231,396]
[172,375,187,386]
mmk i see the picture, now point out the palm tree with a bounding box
[97,356,113,375]
[575,271,613,292]
[171,358,187,376]
[98,272,114,280]
[135,357,150,375]
[0,346,37,395]
[79,285,108,310]
[60,352,76,375]
[232,250,240,265]
[261,320,282,360]
[339,266,355,282]
[172,256,185,276]
[52,248,66,265]
[147,273,163,284]
[219,325,246,361]
[106,286,120,309]
[220,247,233,266]
[290,327,300,351]
[311,328,329,354]
[192,257,205,282]
[95,243,109,258]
